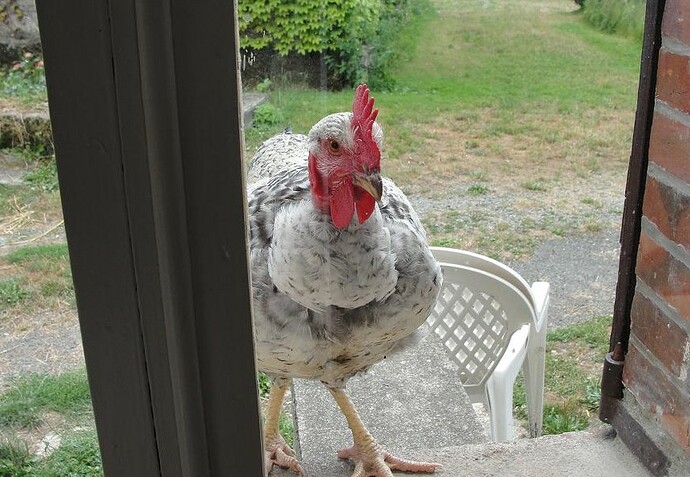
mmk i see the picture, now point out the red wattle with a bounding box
[355,191,376,224]
[330,185,355,229]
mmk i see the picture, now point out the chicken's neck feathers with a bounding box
[268,200,398,312]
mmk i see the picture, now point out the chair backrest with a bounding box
[425,262,536,389]
[431,247,535,309]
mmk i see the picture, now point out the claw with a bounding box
[337,444,441,477]
[265,435,304,475]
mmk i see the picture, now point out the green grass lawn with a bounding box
[246,0,641,259]
[247,0,640,164]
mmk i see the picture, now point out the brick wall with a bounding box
[623,0,690,455]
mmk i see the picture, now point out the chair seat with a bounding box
[428,247,550,441]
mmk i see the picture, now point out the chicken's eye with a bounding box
[327,140,341,155]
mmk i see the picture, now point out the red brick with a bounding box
[660,413,690,456]
[637,231,667,276]
[643,177,672,237]
[663,0,690,46]
[624,343,688,413]
[637,232,690,323]
[679,208,690,252]
[631,291,688,377]
[656,48,690,115]
[624,344,690,455]
[643,176,690,251]
[649,111,690,184]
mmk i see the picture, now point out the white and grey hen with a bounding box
[248,85,442,477]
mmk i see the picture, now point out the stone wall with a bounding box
[0,0,41,63]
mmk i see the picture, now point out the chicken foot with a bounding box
[264,379,304,475]
[328,387,441,477]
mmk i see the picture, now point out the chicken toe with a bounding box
[337,445,440,477]
[264,434,304,475]
[328,387,441,477]
[264,379,304,475]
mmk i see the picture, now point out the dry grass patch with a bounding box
[386,104,630,259]
[383,105,633,195]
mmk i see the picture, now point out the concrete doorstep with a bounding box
[268,334,654,477]
[409,428,652,477]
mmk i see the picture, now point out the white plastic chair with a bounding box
[427,247,549,441]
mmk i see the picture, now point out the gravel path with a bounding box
[408,168,625,329]
[509,229,620,328]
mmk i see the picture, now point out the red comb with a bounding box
[352,84,379,139]
[351,84,380,168]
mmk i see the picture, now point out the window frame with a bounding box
[35,0,263,475]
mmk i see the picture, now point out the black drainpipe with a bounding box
[599,0,666,423]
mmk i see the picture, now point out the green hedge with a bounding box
[238,0,415,88]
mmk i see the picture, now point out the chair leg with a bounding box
[485,375,515,442]
[526,282,549,438]
[523,332,546,438]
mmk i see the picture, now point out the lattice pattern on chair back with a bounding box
[426,279,508,387]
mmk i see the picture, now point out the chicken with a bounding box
[248,85,442,477]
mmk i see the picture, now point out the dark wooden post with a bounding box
[599,0,665,425]
[35,1,263,475]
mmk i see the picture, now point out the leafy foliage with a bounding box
[542,403,589,435]
[238,0,419,88]
[0,52,46,100]
[257,372,272,397]
[0,441,33,477]
[239,0,354,54]
[252,103,286,129]
[0,279,28,309]
[0,433,102,477]
[34,431,102,477]
[24,158,59,193]
[582,0,646,41]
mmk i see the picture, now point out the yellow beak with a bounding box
[353,173,383,202]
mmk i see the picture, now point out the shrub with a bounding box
[0,52,46,99]
[238,0,417,89]
[582,0,646,41]
[252,103,285,128]
[324,0,419,89]
[239,0,352,54]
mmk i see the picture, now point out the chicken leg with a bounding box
[264,379,304,475]
[328,387,441,477]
